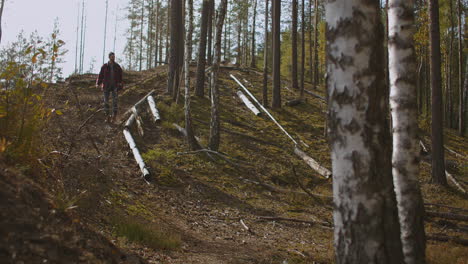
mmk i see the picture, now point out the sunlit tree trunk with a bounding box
[195,0,211,97]
[326,0,404,262]
[291,0,299,90]
[167,0,183,97]
[388,0,427,262]
[250,0,258,68]
[262,0,269,106]
[208,0,228,151]
[300,0,305,97]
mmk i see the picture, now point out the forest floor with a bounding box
[1,65,467,263]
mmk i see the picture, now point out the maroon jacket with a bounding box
[96,62,123,90]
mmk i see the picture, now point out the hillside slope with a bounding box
[1,66,467,263]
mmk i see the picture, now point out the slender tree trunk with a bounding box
[237,21,242,65]
[300,0,305,97]
[103,0,109,64]
[207,0,214,66]
[75,2,80,73]
[448,0,455,128]
[250,0,258,68]
[291,0,299,90]
[388,1,427,263]
[147,0,154,69]
[208,0,228,151]
[0,0,5,44]
[79,1,85,73]
[187,0,194,62]
[165,1,170,63]
[113,5,118,53]
[167,0,183,96]
[184,3,200,151]
[271,0,281,108]
[195,0,211,97]
[458,0,465,135]
[154,0,159,67]
[308,0,313,83]
[262,0,269,106]
[139,0,145,71]
[429,0,447,185]
[312,0,319,89]
[326,0,404,262]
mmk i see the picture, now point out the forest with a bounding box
[0,0,467,263]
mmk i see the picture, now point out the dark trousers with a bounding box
[103,85,118,116]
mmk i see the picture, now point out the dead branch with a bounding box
[444,146,468,160]
[292,166,330,204]
[257,216,332,229]
[424,203,468,213]
[240,219,255,234]
[177,149,252,167]
[426,211,468,222]
[294,147,331,179]
[426,234,468,246]
[120,90,156,122]
[304,89,326,101]
[236,90,261,116]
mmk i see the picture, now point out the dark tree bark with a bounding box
[271,0,281,108]
[250,0,258,68]
[429,0,447,185]
[208,0,228,151]
[300,0,305,97]
[154,0,160,67]
[291,0,299,90]
[262,0,269,106]
[167,0,183,97]
[165,1,170,63]
[194,0,211,97]
[187,0,194,62]
[312,0,319,89]
[458,0,465,135]
[325,0,404,262]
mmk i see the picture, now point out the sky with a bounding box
[1,0,130,77]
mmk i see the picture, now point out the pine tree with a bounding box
[271,0,281,108]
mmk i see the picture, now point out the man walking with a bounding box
[96,52,123,123]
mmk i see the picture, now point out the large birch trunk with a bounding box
[326,0,404,263]
[388,1,426,262]
[208,0,228,151]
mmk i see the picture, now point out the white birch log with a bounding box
[121,90,156,119]
[230,74,298,145]
[236,90,261,116]
[131,107,144,137]
[173,123,200,142]
[125,113,136,128]
[123,128,150,180]
[294,147,331,179]
[147,95,161,123]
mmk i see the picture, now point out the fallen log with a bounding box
[445,146,468,160]
[131,107,144,137]
[426,234,468,246]
[304,89,326,101]
[294,147,331,179]
[240,219,255,234]
[419,141,466,194]
[230,74,298,145]
[123,128,150,182]
[426,211,468,222]
[147,95,161,123]
[257,216,332,229]
[285,99,304,107]
[125,113,136,128]
[121,90,156,120]
[236,90,261,116]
